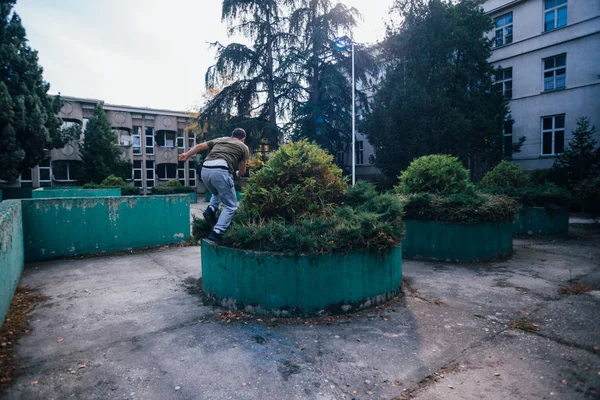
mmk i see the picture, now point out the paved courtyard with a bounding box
[1,224,599,400]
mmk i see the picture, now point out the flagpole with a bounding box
[351,40,356,186]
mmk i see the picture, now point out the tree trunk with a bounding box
[265,7,278,150]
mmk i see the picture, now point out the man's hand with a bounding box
[179,153,189,162]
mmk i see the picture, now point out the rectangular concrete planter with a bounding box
[32,188,121,198]
[0,187,34,200]
[0,200,24,326]
[403,220,513,262]
[513,207,569,235]
[201,241,403,317]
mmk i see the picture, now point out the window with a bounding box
[156,131,175,148]
[52,160,83,182]
[542,115,565,155]
[177,130,185,153]
[355,141,364,165]
[494,68,513,99]
[81,118,90,141]
[145,127,154,154]
[544,0,567,32]
[38,158,52,187]
[494,13,513,47]
[61,119,82,141]
[188,131,196,150]
[133,160,143,187]
[132,126,142,154]
[178,161,186,186]
[146,160,155,187]
[113,128,132,146]
[189,161,197,187]
[503,120,513,158]
[156,163,177,180]
[19,169,33,187]
[543,54,566,91]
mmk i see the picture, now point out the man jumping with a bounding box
[179,128,250,243]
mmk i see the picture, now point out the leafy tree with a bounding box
[287,0,378,154]
[0,1,75,181]
[551,117,599,190]
[364,0,509,179]
[80,105,130,184]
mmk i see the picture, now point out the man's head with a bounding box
[231,128,246,142]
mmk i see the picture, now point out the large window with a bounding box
[542,115,565,155]
[494,67,513,99]
[188,131,196,150]
[133,160,143,187]
[543,54,566,91]
[145,127,154,155]
[494,13,513,47]
[544,0,567,32]
[503,120,513,158]
[19,169,33,187]
[52,160,83,182]
[132,126,142,154]
[156,131,175,148]
[61,119,82,141]
[177,130,185,154]
[146,160,155,187]
[156,163,177,180]
[178,161,186,186]
[188,162,197,187]
[38,158,52,187]
[81,118,90,141]
[355,141,364,165]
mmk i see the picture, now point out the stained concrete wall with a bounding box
[22,195,190,263]
[513,207,569,235]
[32,188,121,198]
[0,200,24,326]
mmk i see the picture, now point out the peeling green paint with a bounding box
[0,200,24,326]
[201,241,403,316]
[403,220,513,262]
[32,188,121,198]
[23,195,190,263]
[513,207,569,235]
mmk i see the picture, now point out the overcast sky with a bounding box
[15,0,396,112]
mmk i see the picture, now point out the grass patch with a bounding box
[558,282,593,295]
[509,318,540,333]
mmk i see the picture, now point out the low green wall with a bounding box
[23,195,190,263]
[32,188,121,198]
[201,241,403,316]
[403,220,513,262]
[513,207,569,235]
[0,200,24,326]
[0,187,33,200]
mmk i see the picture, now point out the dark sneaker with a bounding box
[207,230,223,244]
[203,207,217,226]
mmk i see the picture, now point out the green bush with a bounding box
[345,180,378,207]
[528,169,553,185]
[121,186,140,196]
[152,185,195,195]
[480,182,571,210]
[164,180,182,187]
[100,175,126,187]
[242,140,347,222]
[396,155,474,195]
[399,193,518,224]
[481,161,528,188]
[574,175,600,218]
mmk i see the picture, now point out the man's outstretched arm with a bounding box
[179,142,209,161]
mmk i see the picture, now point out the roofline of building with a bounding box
[485,0,529,15]
[53,94,195,118]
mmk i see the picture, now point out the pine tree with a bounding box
[0,0,74,181]
[552,117,599,190]
[80,105,131,184]
[364,0,509,179]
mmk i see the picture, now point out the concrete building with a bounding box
[484,0,600,170]
[9,96,199,194]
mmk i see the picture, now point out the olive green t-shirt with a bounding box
[205,137,250,175]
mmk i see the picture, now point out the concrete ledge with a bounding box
[23,195,190,263]
[32,188,121,198]
[0,200,24,325]
[201,241,403,317]
[403,220,513,262]
[513,207,569,235]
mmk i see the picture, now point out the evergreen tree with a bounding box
[80,105,130,184]
[551,117,599,190]
[364,0,509,179]
[0,0,74,181]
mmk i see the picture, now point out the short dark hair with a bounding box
[231,128,246,139]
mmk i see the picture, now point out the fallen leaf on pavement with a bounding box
[562,380,568,385]
[56,338,64,343]
[31,380,38,385]
[448,385,454,389]
[298,345,305,350]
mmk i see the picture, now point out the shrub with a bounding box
[242,140,347,222]
[121,186,140,196]
[481,182,571,210]
[152,185,195,195]
[163,180,182,187]
[528,169,553,185]
[481,161,528,189]
[345,180,378,207]
[574,175,600,219]
[396,155,474,195]
[399,193,518,224]
[100,175,126,187]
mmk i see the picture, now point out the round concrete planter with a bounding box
[200,240,403,317]
[403,220,513,262]
[513,207,569,235]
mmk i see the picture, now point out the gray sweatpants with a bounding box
[201,167,238,234]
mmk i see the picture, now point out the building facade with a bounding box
[8,96,199,194]
[484,0,600,170]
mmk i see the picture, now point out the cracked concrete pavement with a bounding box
[1,224,599,400]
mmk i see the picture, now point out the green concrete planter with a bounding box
[189,192,197,203]
[201,241,403,317]
[403,220,513,262]
[32,188,121,198]
[0,200,24,326]
[205,191,243,202]
[513,207,569,235]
